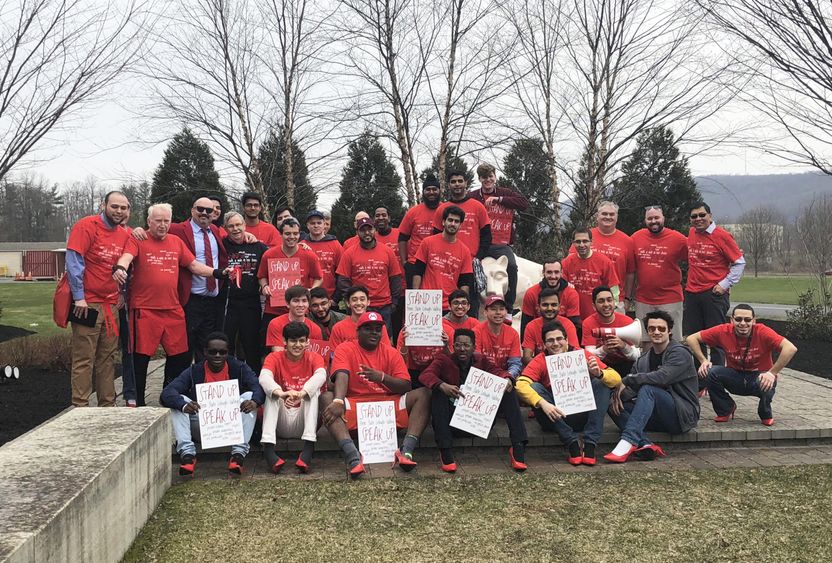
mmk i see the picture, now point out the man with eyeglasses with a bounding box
[561,227,620,320]
[240,192,281,246]
[686,304,797,426]
[161,332,264,476]
[630,205,688,341]
[683,201,746,369]
[605,311,699,463]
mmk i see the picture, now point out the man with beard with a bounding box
[374,206,401,262]
[240,191,281,246]
[303,210,343,298]
[221,211,268,372]
[308,286,345,340]
[412,206,475,314]
[66,190,131,407]
[419,329,528,472]
[399,177,442,287]
[630,206,688,341]
[582,286,641,377]
[561,227,619,320]
[520,258,581,340]
[522,288,580,365]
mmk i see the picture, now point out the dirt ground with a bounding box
[762,319,829,379]
[0,368,70,445]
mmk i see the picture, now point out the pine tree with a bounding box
[151,127,225,221]
[611,126,702,234]
[258,127,316,220]
[564,144,603,235]
[330,132,404,241]
[419,144,474,198]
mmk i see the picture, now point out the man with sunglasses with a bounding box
[687,304,797,426]
[683,202,745,368]
[605,311,699,463]
[630,205,688,341]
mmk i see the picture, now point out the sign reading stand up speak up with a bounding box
[356,400,398,464]
[449,367,506,439]
[404,289,443,346]
[196,379,244,449]
[545,350,596,416]
[268,257,302,307]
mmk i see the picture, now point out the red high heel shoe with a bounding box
[714,403,736,423]
[392,449,418,472]
[761,418,775,426]
[295,455,310,473]
[509,447,528,471]
[635,444,666,461]
[441,461,458,473]
[603,443,638,463]
[349,455,365,478]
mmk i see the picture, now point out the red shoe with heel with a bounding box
[714,403,737,423]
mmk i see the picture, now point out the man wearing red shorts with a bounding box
[321,312,431,477]
[114,203,228,406]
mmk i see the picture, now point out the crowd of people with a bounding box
[63,163,798,477]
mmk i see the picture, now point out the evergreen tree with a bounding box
[564,143,603,235]
[611,126,702,234]
[331,132,404,241]
[151,127,225,221]
[121,180,151,227]
[502,138,562,261]
[258,127,316,220]
[419,144,474,198]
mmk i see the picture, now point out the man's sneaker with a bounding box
[179,455,196,476]
[126,400,137,408]
[228,454,245,475]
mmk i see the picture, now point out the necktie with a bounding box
[203,229,216,292]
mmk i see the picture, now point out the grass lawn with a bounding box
[0,281,63,337]
[730,274,822,305]
[125,465,832,562]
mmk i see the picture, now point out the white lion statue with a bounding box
[480,255,542,322]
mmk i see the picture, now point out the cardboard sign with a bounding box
[307,338,333,360]
[404,289,443,346]
[356,400,398,464]
[268,257,302,307]
[545,350,596,416]
[195,379,244,449]
[449,367,506,439]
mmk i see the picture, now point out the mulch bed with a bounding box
[760,319,830,380]
[0,368,70,446]
[0,324,34,343]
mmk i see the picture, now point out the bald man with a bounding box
[168,196,229,362]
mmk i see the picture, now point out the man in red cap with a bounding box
[321,311,431,477]
[474,294,522,380]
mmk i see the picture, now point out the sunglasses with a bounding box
[733,316,753,323]
[647,325,668,333]
[690,212,708,219]
[195,206,214,214]
[205,348,228,356]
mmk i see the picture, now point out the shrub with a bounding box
[786,289,832,341]
[0,334,72,371]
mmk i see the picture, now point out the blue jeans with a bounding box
[707,366,776,420]
[118,307,136,404]
[531,380,611,446]
[612,385,682,446]
[170,391,255,457]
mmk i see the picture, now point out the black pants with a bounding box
[132,352,190,407]
[184,294,222,362]
[430,386,528,449]
[683,289,729,367]
[222,298,262,373]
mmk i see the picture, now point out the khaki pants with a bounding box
[70,302,118,407]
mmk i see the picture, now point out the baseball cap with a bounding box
[306,209,325,221]
[356,217,374,230]
[357,311,385,328]
[484,294,507,308]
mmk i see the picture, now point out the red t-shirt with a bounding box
[686,226,743,293]
[124,235,194,309]
[400,204,439,264]
[329,316,390,349]
[442,316,480,350]
[521,283,581,318]
[699,323,784,372]
[375,228,401,262]
[66,215,130,304]
[343,236,358,250]
[581,312,637,364]
[266,315,324,347]
[521,349,607,390]
[331,340,409,396]
[432,198,490,256]
[560,252,620,319]
[203,361,229,383]
[522,316,580,354]
[398,338,445,371]
[414,234,473,310]
[336,243,402,307]
[257,246,323,315]
[262,350,326,391]
[482,198,515,246]
[245,221,281,247]
[305,238,343,297]
[631,228,688,304]
[590,229,634,289]
[474,321,521,370]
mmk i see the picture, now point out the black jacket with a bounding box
[160,356,266,411]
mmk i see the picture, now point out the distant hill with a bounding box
[694,172,832,222]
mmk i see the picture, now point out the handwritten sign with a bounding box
[307,338,333,360]
[356,400,398,464]
[405,289,443,346]
[195,379,244,449]
[545,350,596,416]
[268,257,302,307]
[449,367,505,439]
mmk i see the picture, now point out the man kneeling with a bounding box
[259,321,327,473]
[605,311,699,462]
[160,332,265,476]
[516,321,620,466]
[419,329,529,473]
[321,311,431,477]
